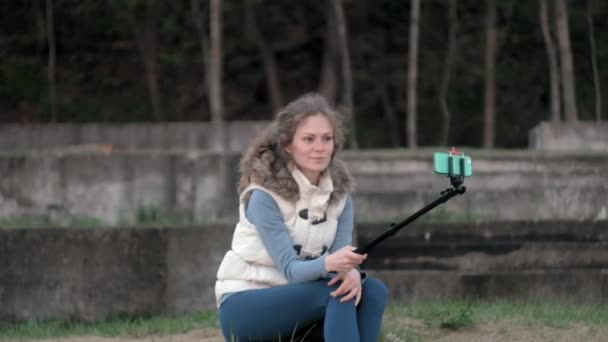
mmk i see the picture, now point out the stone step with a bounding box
[368,269,608,302]
[357,221,608,270]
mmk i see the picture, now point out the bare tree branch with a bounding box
[555,0,578,121]
[245,0,283,114]
[539,0,561,123]
[209,0,227,151]
[46,0,57,122]
[407,0,420,149]
[191,0,209,104]
[483,0,496,149]
[587,0,602,121]
[333,0,357,149]
[439,0,458,146]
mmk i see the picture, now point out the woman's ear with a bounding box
[284,145,291,155]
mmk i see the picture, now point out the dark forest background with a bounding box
[1,0,606,148]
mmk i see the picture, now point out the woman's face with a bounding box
[285,113,335,185]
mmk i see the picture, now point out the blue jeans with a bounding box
[219,277,388,342]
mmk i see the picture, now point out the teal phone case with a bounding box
[433,152,473,177]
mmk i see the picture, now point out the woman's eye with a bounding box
[303,137,313,142]
[324,136,333,142]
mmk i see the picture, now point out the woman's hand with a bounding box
[324,246,367,273]
[327,269,363,305]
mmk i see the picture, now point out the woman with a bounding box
[215,93,388,341]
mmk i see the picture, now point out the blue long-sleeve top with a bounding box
[245,189,354,283]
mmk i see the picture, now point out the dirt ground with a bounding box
[5,322,608,342]
[432,322,606,342]
[3,329,224,342]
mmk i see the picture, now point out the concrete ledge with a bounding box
[0,225,232,322]
[0,122,270,152]
[529,121,608,151]
[1,150,607,224]
[1,221,607,322]
[369,269,608,303]
[357,221,608,270]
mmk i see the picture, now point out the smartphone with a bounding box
[434,151,473,177]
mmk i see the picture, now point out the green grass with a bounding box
[381,300,608,341]
[389,299,608,324]
[0,311,219,339]
[2,301,608,340]
[470,300,608,327]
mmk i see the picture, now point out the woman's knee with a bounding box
[362,277,389,306]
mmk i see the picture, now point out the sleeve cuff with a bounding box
[356,266,368,284]
[323,268,367,284]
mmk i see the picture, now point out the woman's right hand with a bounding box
[324,246,367,273]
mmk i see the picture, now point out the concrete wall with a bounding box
[0,122,269,152]
[358,221,608,302]
[0,226,229,322]
[0,152,240,224]
[1,221,607,322]
[529,121,608,151]
[0,150,606,224]
[348,149,608,222]
[3,121,606,152]
[2,121,605,152]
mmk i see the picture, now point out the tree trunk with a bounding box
[407,0,420,149]
[36,0,45,56]
[319,2,338,106]
[209,0,227,151]
[374,31,400,147]
[483,0,496,149]
[375,76,400,147]
[45,0,57,122]
[191,0,209,108]
[244,0,283,114]
[145,1,162,121]
[332,0,357,149]
[439,0,458,146]
[116,0,163,121]
[555,0,578,121]
[539,0,561,123]
[587,0,601,121]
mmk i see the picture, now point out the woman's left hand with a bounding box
[327,268,362,305]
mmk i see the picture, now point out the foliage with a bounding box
[0,63,44,107]
[436,303,475,330]
[132,206,201,226]
[1,0,607,147]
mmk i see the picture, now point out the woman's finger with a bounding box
[340,287,359,303]
[355,288,362,306]
[327,274,343,286]
[331,279,352,297]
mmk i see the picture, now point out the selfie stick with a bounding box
[354,152,467,255]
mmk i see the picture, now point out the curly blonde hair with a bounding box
[237,93,346,194]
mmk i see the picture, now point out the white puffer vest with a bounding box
[215,166,349,307]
